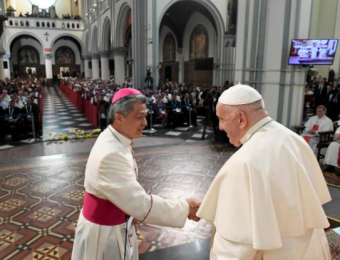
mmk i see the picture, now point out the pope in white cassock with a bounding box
[197,84,332,260]
[300,105,334,154]
[71,88,200,260]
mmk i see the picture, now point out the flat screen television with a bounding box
[288,39,338,65]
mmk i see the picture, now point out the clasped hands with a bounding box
[186,198,201,222]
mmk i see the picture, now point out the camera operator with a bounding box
[204,86,228,142]
[204,86,219,128]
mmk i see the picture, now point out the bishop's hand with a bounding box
[186,198,201,222]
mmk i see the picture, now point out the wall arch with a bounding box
[101,17,111,52]
[85,32,90,53]
[91,26,98,54]
[182,12,216,61]
[50,33,85,56]
[6,32,44,55]
[115,3,131,47]
[156,0,226,84]
[158,0,225,35]
[159,26,178,62]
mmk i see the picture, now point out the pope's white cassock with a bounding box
[197,117,332,260]
[324,126,340,167]
[71,125,189,260]
[301,115,333,153]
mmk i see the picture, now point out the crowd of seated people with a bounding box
[0,77,42,141]
[61,77,232,131]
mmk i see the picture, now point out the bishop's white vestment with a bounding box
[324,126,340,167]
[71,126,189,260]
[301,115,333,153]
[197,117,332,260]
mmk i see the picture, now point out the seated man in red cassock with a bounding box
[301,105,333,154]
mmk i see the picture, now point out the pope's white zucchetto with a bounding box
[218,84,262,105]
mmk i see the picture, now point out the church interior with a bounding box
[0,0,340,259]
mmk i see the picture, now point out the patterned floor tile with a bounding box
[44,126,59,130]
[62,128,78,132]
[165,131,182,136]
[78,123,93,127]
[192,134,206,138]
[0,142,236,259]
[143,129,158,134]
[175,127,190,131]
[0,145,15,150]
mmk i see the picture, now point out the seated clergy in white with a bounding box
[323,125,340,174]
[72,88,200,260]
[197,84,332,260]
[301,105,333,154]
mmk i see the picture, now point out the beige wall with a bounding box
[310,0,339,78]
[8,0,79,18]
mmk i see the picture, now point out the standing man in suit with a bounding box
[23,97,40,137]
[4,100,22,140]
[314,78,327,111]
[330,84,340,121]
[182,93,197,127]
[325,85,335,120]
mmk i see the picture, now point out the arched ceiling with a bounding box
[54,36,82,54]
[160,1,217,48]
[10,35,42,52]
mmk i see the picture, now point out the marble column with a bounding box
[177,48,184,84]
[83,55,92,78]
[0,54,5,80]
[91,54,100,79]
[112,47,127,85]
[100,52,110,81]
[3,54,11,79]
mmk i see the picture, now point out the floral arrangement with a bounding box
[44,129,102,141]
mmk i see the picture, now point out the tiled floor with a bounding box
[0,142,235,259]
[1,142,339,259]
[42,87,96,140]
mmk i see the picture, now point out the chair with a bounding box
[316,131,334,161]
[294,125,305,135]
[294,122,338,161]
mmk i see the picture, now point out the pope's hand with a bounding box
[186,198,201,222]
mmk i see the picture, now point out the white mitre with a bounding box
[218,84,262,105]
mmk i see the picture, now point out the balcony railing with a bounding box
[4,17,84,30]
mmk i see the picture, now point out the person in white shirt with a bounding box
[72,88,200,260]
[197,84,331,260]
[14,96,24,109]
[301,105,334,154]
[18,90,27,104]
[165,89,172,101]
[323,124,340,174]
[2,90,10,105]
[0,96,8,110]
